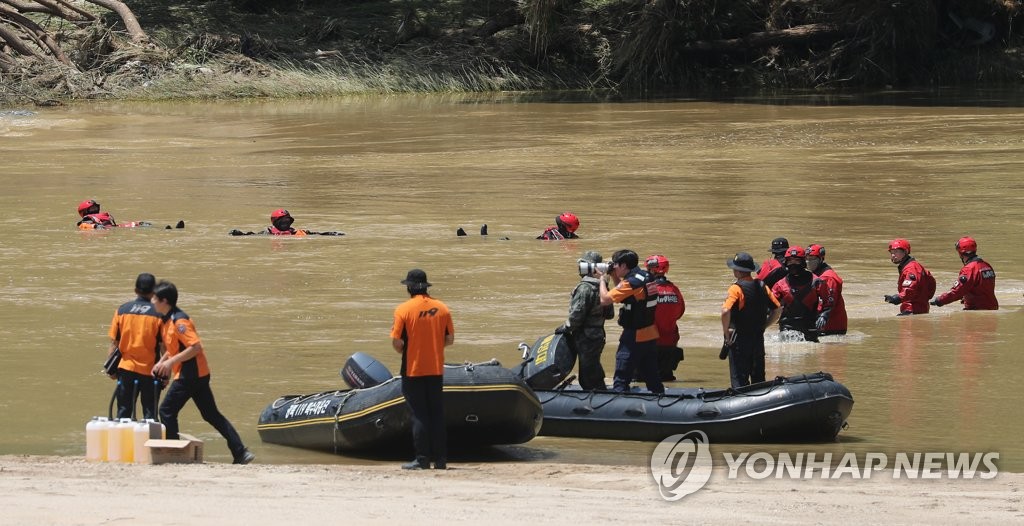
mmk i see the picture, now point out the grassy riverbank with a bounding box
[2,0,1023,107]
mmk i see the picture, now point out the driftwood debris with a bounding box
[0,0,146,72]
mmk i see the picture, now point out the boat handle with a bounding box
[571,406,593,415]
[465,414,479,423]
[697,406,721,418]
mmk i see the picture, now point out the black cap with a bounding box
[400,269,432,287]
[135,273,156,294]
[727,252,759,273]
[770,237,790,254]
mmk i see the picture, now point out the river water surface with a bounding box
[1,92,1022,469]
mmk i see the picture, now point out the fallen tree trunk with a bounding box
[683,23,845,53]
[0,4,76,66]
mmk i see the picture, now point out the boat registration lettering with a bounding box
[535,336,554,366]
[285,399,333,418]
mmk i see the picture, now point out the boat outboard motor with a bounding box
[518,333,577,390]
[340,352,393,389]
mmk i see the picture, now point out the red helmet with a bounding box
[557,212,579,233]
[270,209,292,222]
[888,238,911,253]
[784,246,806,259]
[806,244,826,258]
[77,199,99,217]
[955,236,977,255]
[645,254,670,275]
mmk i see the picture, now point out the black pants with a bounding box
[612,330,664,394]
[571,331,606,391]
[728,333,766,388]
[401,375,446,465]
[159,375,246,459]
[115,369,162,420]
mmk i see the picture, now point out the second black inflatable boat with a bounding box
[519,333,853,443]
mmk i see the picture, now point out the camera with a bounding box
[578,261,610,276]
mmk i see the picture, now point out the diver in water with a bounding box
[229,209,344,236]
[537,212,580,240]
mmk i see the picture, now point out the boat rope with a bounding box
[702,372,832,401]
[332,390,357,454]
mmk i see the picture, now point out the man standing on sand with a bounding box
[391,269,454,470]
[151,280,254,465]
[107,272,163,420]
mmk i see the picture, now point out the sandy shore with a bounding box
[1,455,1021,525]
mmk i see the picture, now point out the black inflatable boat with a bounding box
[257,358,543,453]
[519,333,853,443]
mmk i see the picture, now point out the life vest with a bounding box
[77,212,116,229]
[537,226,577,240]
[772,270,819,333]
[617,268,658,330]
[731,279,772,334]
[266,226,307,236]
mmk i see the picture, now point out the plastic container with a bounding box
[134,419,167,464]
[106,418,123,463]
[85,417,110,462]
[149,419,166,440]
[116,418,135,463]
[133,421,151,464]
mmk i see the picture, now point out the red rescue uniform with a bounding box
[653,278,684,346]
[815,263,848,334]
[935,256,998,310]
[757,257,786,287]
[895,257,932,315]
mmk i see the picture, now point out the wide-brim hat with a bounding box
[400,268,432,287]
[726,252,759,273]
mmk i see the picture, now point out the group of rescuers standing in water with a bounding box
[90,201,999,469]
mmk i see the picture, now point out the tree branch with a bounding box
[683,23,845,53]
[84,0,147,43]
[0,4,75,66]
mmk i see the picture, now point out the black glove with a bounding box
[229,229,244,236]
[930,298,942,307]
[553,325,568,335]
[815,314,828,330]
[719,343,730,360]
[883,294,900,305]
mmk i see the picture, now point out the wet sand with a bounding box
[1,455,1020,524]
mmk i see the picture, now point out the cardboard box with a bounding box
[144,433,204,464]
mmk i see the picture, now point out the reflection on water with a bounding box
[1,94,1022,470]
